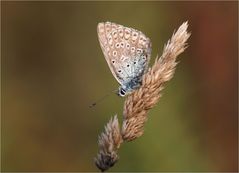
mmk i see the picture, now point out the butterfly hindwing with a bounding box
[97,22,152,86]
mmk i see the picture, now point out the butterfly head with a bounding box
[118,86,127,97]
[117,78,142,97]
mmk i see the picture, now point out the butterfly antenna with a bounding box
[89,89,118,108]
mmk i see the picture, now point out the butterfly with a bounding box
[97,22,152,97]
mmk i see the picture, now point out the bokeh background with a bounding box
[1,1,238,172]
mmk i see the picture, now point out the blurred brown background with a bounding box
[1,1,238,172]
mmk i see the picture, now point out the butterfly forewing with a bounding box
[97,22,152,86]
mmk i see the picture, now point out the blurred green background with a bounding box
[1,1,238,172]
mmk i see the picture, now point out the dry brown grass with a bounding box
[122,21,191,141]
[94,115,122,172]
[95,21,191,171]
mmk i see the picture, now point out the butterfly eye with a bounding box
[118,70,122,73]
[127,64,130,67]
[112,60,115,63]
[134,61,136,64]
[120,88,126,96]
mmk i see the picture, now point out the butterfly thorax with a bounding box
[118,77,142,97]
